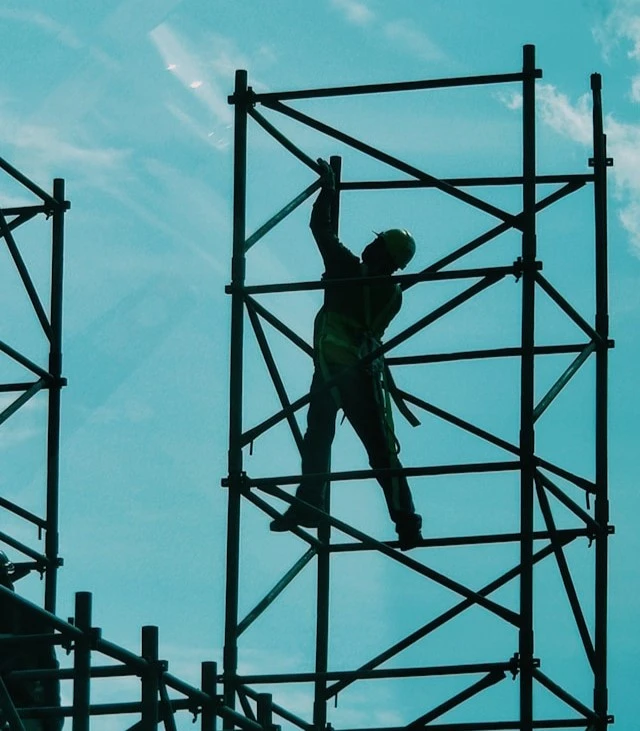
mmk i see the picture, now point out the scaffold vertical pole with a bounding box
[591,71,610,731]
[519,43,537,731]
[72,592,92,731]
[312,155,342,731]
[45,177,66,613]
[225,68,249,725]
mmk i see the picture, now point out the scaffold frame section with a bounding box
[0,586,266,731]
[224,45,613,731]
[0,162,69,614]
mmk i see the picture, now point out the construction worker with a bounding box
[271,158,423,550]
[0,552,63,730]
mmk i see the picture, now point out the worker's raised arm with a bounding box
[310,159,358,274]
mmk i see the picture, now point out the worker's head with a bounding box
[363,229,416,274]
[0,551,15,589]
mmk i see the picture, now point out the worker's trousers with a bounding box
[295,363,417,525]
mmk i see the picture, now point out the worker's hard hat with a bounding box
[0,551,15,575]
[379,229,416,270]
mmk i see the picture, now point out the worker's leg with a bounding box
[297,367,338,509]
[337,367,422,545]
[271,367,337,531]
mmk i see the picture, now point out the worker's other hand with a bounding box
[316,158,335,191]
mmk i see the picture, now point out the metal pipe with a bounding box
[0,156,60,206]
[241,70,541,104]
[248,108,320,173]
[340,174,592,190]
[238,549,316,636]
[533,342,596,422]
[245,180,321,251]
[223,68,249,726]
[591,70,611,731]
[201,662,217,731]
[72,592,92,731]
[141,626,160,729]
[387,342,594,365]
[519,43,537,731]
[45,177,66,612]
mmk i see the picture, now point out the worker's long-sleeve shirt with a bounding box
[310,188,401,368]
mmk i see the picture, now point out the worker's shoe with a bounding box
[395,513,423,551]
[270,505,321,532]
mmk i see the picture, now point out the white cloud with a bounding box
[631,74,640,101]
[593,0,640,58]
[498,81,640,255]
[330,0,376,26]
[0,8,82,49]
[383,19,448,63]
[536,84,593,145]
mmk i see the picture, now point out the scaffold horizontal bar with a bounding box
[329,527,588,553]
[0,502,47,529]
[234,70,542,104]
[1,205,52,216]
[237,661,513,684]
[237,461,521,489]
[228,264,520,296]
[326,536,573,698]
[336,719,595,731]
[387,343,594,365]
[263,99,517,224]
[0,585,83,638]
[340,173,594,190]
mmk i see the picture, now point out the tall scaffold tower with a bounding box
[223,45,613,731]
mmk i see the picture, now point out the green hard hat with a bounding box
[379,229,416,269]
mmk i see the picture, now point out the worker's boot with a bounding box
[270,504,321,532]
[395,513,423,551]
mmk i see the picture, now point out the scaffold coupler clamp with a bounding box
[512,257,542,283]
[508,652,540,679]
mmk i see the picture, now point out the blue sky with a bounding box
[0,0,639,728]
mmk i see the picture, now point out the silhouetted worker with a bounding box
[0,552,63,731]
[271,158,423,550]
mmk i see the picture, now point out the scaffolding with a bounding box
[0,162,258,729]
[223,45,613,731]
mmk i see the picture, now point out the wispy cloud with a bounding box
[383,19,449,63]
[330,0,375,26]
[498,81,640,255]
[328,0,450,65]
[0,8,82,49]
[593,0,640,60]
